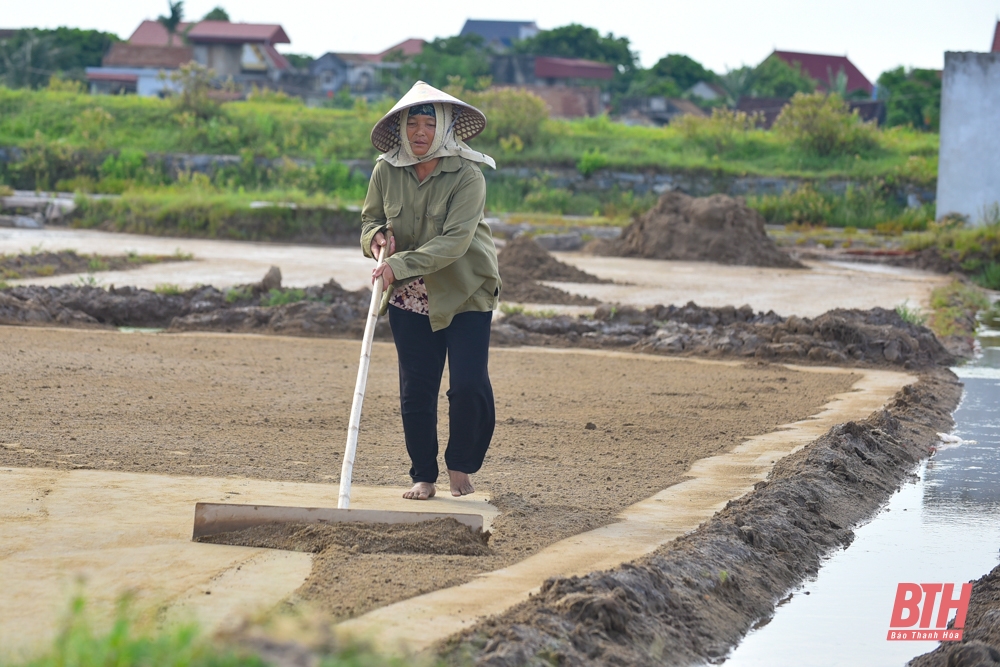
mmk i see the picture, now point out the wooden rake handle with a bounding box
[338,240,388,509]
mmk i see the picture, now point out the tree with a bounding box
[516,24,636,74]
[751,55,817,98]
[157,1,185,46]
[202,7,229,21]
[876,67,941,131]
[650,54,718,91]
[0,28,119,88]
[401,35,492,90]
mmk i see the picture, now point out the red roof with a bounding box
[103,43,193,68]
[379,38,425,60]
[261,43,290,70]
[992,21,1000,52]
[186,21,290,44]
[534,56,615,81]
[128,20,193,46]
[771,50,872,94]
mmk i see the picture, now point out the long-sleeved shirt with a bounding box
[360,156,501,331]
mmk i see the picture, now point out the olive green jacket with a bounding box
[360,156,501,331]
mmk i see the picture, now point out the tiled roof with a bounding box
[261,43,290,70]
[379,38,425,59]
[128,20,193,46]
[771,50,872,94]
[535,56,614,81]
[186,21,290,44]
[103,43,193,68]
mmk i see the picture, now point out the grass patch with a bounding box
[927,280,990,339]
[225,286,253,303]
[895,300,927,326]
[260,288,306,307]
[153,283,184,296]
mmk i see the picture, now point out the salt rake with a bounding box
[192,239,484,541]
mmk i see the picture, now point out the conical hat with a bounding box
[370,81,488,153]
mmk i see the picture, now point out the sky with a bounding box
[5,0,1000,79]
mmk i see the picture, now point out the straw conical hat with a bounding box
[370,81,488,153]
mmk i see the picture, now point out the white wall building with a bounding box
[937,52,1000,225]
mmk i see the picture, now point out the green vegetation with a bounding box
[0,28,120,89]
[905,219,1000,288]
[154,283,184,295]
[927,281,990,339]
[748,183,935,229]
[877,67,941,131]
[1,595,411,667]
[772,92,876,157]
[260,288,306,307]
[895,300,927,326]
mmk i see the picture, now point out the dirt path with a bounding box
[0,326,858,631]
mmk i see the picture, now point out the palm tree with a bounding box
[157,1,185,47]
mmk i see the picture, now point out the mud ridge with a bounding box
[197,518,491,557]
[910,562,1000,666]
[493,302,957,368]
[438,370,963,666]
[586,191,805,269]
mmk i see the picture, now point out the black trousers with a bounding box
[388,306,495,484]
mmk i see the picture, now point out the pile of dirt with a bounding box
[197,518,491,557]
[439,371,963,666]
[492,302,957,368]
[910,562,1000,666]
[498,235,605,305]
[586,191,805,269]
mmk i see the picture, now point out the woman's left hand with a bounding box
[372,263,395,291]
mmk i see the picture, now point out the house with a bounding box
[86,19,295,96]
[460,20,538,49]
[770,50,873,95]
[992,21,1000,52]
[310,39,425,99]
[618,97,707,126]
[686,81,726,102]
[490,55,614,117]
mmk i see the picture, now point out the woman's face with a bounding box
[406,113,436,156]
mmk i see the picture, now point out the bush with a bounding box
[673,108,762,156]
[773,92,878,157]
[461,87,549,148]
[260,288,306,307]
[577,148,609,176]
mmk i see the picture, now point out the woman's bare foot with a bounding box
[403,482,435,500]
[447,470,475,497]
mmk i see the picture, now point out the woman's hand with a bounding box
[372,262,395,291]
[370,232,395,260]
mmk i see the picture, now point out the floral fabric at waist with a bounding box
[389,277,429,315]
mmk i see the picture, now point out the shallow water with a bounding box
[724,318,1000,666]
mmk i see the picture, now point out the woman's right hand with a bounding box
[370,232,395,261]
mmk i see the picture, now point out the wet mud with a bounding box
[197,518,491,557]
[586,191,804,269]
[0,326,857,622]
[910,562,1000,667]
[439,370,963,666]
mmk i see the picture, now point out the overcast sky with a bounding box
[6,0,999,79]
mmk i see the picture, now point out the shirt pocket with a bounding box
[427,202,448,234]
[384,201,408,247]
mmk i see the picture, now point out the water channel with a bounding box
[724,306,1000,666]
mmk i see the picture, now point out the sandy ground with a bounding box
[0,228,949,316]
[0,326,858,645]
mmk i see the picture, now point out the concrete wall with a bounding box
[937,52,1000,224]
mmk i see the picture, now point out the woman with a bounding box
[360,81,501,501]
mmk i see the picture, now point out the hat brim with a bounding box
[370,81,487,154]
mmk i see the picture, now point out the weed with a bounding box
[35,265,56,277]
[927,281,990,338]
[153,283,184,296]
[976,262,1000,291]
[895,300,927,326]
[75,274,99,287]
[499,303,525,315]
[0,279,7,289]
[577,148,609,177]
[260,288,306,307]
[225,286,253,303]
[87,256,109,272]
